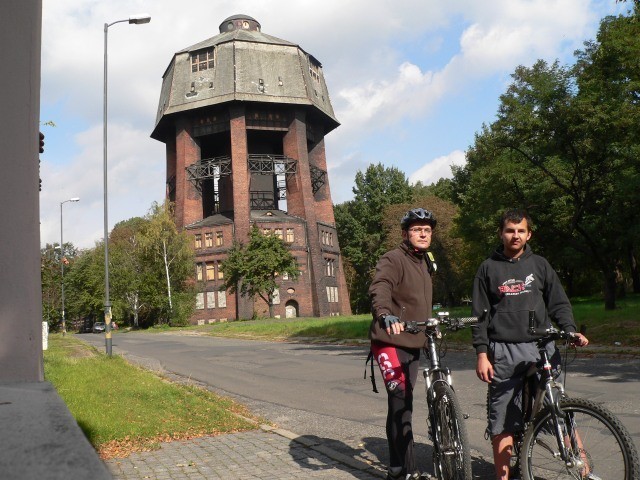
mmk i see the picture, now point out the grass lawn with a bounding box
[44,335,261,458]
[165,293,640,350]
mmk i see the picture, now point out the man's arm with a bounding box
[472,265,494,382]
[368,253,404,335]
[471,268,490,355]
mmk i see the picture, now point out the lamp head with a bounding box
[129,14,151,24]
[70,197,80,202]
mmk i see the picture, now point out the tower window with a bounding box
[191,48,214,72]
[309,60,320,82]
[196,263,203,281]
[195,234,202,249]
[217,261,224,280]
[205,232,213,247]
[206,262,215,281]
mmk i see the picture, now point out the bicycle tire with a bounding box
[430,382,472,480]
[520,397,639,480]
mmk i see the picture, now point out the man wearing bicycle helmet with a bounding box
[369,207,437,480]
[472,208,589,480]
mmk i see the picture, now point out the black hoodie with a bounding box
[472,245,576,355]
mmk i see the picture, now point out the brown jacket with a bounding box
[368,242,434,349]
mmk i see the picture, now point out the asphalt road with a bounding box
[77,332,640,478]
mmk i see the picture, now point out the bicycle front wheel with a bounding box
[520,397,639,480]
[430,382,472,480]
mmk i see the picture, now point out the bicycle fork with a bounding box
[536,359,585,470]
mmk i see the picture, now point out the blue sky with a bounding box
[39,0,628,249]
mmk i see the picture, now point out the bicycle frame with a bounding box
[520,325,587,470]
[422,318,453,401]
[403,312,478,480]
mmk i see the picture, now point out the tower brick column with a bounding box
[284,109,326,316]
[308,137,352,315]
[229,105,250,239]
[229,104,253,319]
[165,138,176,200]
[308,138,334,223]
[174,118,202,227]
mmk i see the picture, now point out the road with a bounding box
[78,332,640,478]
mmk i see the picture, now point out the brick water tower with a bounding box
[151,14,351,322]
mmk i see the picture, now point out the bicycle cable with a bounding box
[560,339,579,391]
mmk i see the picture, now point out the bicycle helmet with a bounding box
[400,208,437,230]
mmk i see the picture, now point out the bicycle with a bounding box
[510,313,640,480]
[402,311,480,480]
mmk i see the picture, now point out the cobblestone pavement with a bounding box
[104,425,385,480]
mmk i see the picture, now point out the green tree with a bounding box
[452,11,640,309]
[110,217,153,327]
[64,245,105,325]
[220,226,300,318]
[41,243,61,328]
[40,241,79,330]
[334,163,413,313]
[141,201,195,326]
[62,201,195,329]
[412,178,455,202]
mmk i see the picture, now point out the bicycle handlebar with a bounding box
[527,311,582,345]
[401,313,480,332]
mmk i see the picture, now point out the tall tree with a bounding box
[220,226,300,318]
[40,242,79,329]
[141,201,195,325]
[452,10,640,309]
[61,201,195,329]
[334,163,413,313]
[64,244,105,325]
[110,217,152,327]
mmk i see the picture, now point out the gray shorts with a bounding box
[486,341,559,437]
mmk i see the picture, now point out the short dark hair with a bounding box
[499,209,532,231]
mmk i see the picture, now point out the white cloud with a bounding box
[409,150,466,186]
[39,122,165,249]
[39,0,622,247]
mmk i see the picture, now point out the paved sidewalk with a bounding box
[105,425,385,479]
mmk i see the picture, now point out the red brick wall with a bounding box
[189,224,237,324]
[308,137,336,225]
[174,118,202,228]
[168,104,352,322]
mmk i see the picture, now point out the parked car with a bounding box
[92,321,106,334]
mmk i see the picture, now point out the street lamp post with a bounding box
[103,13,151,356]
[60,197,80,336]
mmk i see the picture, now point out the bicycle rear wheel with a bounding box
[430,382,472,480]
[520,397,639,480]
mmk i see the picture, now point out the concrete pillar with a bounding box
[0,0,44,382]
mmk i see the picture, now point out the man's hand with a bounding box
[476,352,494,383]
[380,314,404,335]
[572,332,589,347]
